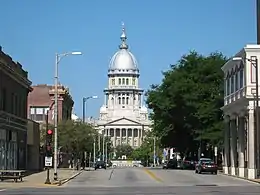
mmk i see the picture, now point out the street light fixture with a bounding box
[82,95,98,123]
[232,56,260,175]
[53,51,82,181]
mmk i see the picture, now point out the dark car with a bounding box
[195,158,217,174]
[163,159,177,169]
[182,156,197,169]
[95,160,106,170]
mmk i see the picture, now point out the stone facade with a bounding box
[221,44,260,179]
[0,46,32,170]
[96,25,151,148]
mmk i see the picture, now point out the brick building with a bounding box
[0,46,32,170]
[27,84,74,124]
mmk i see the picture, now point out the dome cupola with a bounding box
[108,23,139,75]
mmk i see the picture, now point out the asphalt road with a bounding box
[1,168,260,194]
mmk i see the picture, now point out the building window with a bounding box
[240,69,244,88]
[122,78,125,85]
[118,78,121,85]
[126,97,129,104]
[231,75,234,93]
[29,107,48,121]
[235,72,239,91]
[122,97,125,104]
[126,78,129,85]
[227,77,230,95]
[112,78,115,85]
[1,88,7,111]
[132,78,136,85]
[118,97,121,104]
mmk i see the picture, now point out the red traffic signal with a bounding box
[47,129,53,135]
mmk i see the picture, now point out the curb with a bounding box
[219,171,260,185]
[56,171,83,186]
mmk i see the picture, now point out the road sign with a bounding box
[214,147,218,157]
[45,156,53,167]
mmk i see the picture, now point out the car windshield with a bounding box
[200,158,212,163]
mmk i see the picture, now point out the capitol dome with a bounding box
[108,24,139,72]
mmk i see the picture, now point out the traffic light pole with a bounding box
[45,111,51,184]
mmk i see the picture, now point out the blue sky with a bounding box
[0,0,256,118]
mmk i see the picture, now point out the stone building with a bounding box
[96,25,151,148]
[0,46,32,170]
[221,44,260,179]
[27,84,74,124]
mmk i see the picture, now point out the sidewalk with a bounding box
[0,169,82,189]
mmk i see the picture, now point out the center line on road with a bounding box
[108,169,114,180]
[143,169,163,183]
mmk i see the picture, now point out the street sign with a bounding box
[214,147,218,157]
[45,156,53,167]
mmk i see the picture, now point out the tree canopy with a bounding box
[115,144,134,159]
[146,51,227,154]
[57,120,97,157]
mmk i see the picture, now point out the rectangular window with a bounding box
[231,75,234,93]
[240,69,244,88]
[1,88,7,111]
[36,108,43,114]
[235,72,239,91]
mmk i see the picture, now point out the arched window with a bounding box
[126,97,129,104]
[122,97,125,104]
[118,97,121,104]
[112,79,115,85]
[119,78,121,85]
[122,78,125,85]
[126,78,129,85]
[132,78,136,85]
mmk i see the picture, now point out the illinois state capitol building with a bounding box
[96,25,151,148]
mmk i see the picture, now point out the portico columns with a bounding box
[223,115,230,174]
[238,114,246,177]
[230,115,237,176]
[247,107,257,179]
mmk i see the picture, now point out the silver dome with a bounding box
[109,49,138,70]
[109,24,138,71]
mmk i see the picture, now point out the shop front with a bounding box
[0,112,27,170]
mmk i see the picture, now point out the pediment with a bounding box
[105,117,142,126]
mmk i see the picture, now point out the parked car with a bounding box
[95,160,106,170]
[182,156,197,170]
[163,159,177,169]
[195,158,217,174]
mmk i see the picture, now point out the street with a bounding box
[1,168,260,194]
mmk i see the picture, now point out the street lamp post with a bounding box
[82,96,98,123]
[93,137,96,164]
[53,51,82,181]
[233,56,259,175]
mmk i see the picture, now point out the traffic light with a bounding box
[46,129,53,157]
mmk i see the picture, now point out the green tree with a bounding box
[115,144,134,158]
[146,51,227,155]
[58,120,97,157]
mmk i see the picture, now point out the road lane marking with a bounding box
[143,169,163,182]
